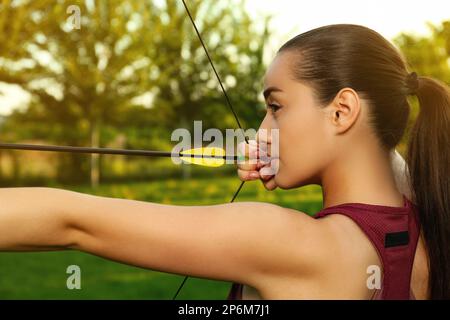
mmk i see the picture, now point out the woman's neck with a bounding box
[320,144,404,209]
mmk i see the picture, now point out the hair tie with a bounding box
[405,72,419,95]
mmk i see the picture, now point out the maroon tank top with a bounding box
[227,194,421,300]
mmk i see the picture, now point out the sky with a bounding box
[1,0,449,116]
[246,0,450,52]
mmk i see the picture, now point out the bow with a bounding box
[172,0,247,300]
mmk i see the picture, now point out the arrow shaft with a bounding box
[0,142,238,160]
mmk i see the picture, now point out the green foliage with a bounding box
[394,21,450,83]
[393,20,450,153]
[0,0,270,183]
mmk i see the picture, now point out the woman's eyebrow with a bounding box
[263,86,283,100]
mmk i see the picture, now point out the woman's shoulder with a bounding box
[239,203,345,284]
[249,206,379,298]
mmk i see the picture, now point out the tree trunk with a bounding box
[180,116,191,180]
[90,119,100,188]
[0,151,3,180]
[11,152,20,182]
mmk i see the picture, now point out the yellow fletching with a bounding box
[179,147,225,167]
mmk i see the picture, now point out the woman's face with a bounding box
[259,51,338,189]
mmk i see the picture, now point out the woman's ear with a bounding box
[329,88,361,134]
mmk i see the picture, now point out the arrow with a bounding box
[0,142,243,167]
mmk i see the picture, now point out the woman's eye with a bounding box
[268,104,281,113]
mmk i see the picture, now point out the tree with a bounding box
[395,21,450,83]
[0,0,270,185]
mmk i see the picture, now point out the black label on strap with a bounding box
[385,231,409,248]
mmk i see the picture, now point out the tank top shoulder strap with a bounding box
[314,195,421,299]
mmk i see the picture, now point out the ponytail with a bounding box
[406,76,450,299]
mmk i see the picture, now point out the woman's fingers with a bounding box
[262,178,278,191]
[260,164,275,179]
[259,162,277,190]
[237,168,277,190]
[236,140,260,181]
[237,169,260,181]
[237,161,258,171]
[236,139,277,190]
[237,140,258,159]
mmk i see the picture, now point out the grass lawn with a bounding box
[0,177,323,299]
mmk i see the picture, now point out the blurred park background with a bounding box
[0,0,449,299]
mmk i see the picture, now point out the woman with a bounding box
[0,24,448,300]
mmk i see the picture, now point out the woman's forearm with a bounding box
[0,187,76,251]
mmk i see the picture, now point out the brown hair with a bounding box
[278,24,450,299]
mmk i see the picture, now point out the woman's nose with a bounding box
[258,114,274,144]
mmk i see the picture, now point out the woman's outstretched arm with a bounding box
[0,188,77,251]
[0,187,322,288]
